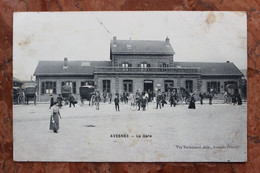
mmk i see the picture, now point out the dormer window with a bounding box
[127,44,132,49]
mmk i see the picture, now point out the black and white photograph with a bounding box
[13,11,247,162]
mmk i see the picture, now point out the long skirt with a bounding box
[50,113,59,131]
[188,101,196,109]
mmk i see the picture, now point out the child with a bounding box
[114,95,120,111]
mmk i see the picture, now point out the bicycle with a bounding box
[130,97,138,111]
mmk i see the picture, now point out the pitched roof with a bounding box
[110,39,175,56]
[174,62,243,76]
[34,61,111,76]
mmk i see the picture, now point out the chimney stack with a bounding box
[63,57,68,69]
[166,37,170,45]
[113,36,117,42]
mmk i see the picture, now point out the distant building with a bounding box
[34,37,244,101]
[13,77,24,88]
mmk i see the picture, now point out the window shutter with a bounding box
[129,63,132,67]
[41,82,45,94]
[218,82,220,93]
[53,82,56,94]
[148,64,151,67]
[73,82,76,94]
[138,64,140,67]
[62,82,65,86]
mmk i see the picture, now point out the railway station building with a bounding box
[34,37,244,101]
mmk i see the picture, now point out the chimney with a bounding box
[166,37,170,45]
[112,36,117,47]
[63,57,68,69]
[113,36,117,42]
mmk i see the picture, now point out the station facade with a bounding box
[34,37,244,101]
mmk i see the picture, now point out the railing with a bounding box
[94,67,201,74]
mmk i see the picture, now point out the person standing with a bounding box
[49,95,54,109]
[108,92,112,104]
[50,102,62,133]
[56,94,63,108]
[156,90,162,109]
[237,94,242,105]
[95,90,101,110]
[169,92,176,107]
[161,92,167,107]
[114,95,120,111]
[69,94,76,107]
[140,91,147,111]
[199,92,204,105]
[103,90,107,103]
[209,90,213,105]
[188,94,196,109]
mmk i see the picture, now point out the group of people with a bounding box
[48,88,244,133]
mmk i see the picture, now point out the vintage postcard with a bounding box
[13,11,247,162]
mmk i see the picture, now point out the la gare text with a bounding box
[110,134,152,138]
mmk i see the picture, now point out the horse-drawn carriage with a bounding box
[61,85,72,104]
[79,85,95,105]
[13,87,21,104]
[224,84,240,104]
[24,86,36,105]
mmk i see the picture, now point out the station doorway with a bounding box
[144,80,153,92]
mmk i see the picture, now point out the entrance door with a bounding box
[144,80,153,92]
[123,80,133,93]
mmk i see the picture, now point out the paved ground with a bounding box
[13,100,247,162]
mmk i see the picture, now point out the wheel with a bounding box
[185,98,191,104]
[130,103,137,111]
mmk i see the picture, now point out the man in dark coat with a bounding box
[237,94,242,105]
[199,92,204,105]
[49,95,54,109]
[69,94,76,107]
[56,94,63,108]
[114,95,120,111]
[169,92,176,107]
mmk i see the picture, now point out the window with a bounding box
[41,81,56,94]
[158,63,169,68]
[164,80,174,92]
[138,63,150,68]
[62,81,76,94]
[123,80,133,93]
[122,63,132,68]
[103,80,111,92]
[185,80,193,93]
[207,81,220,93]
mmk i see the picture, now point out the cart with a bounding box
[24,86,36,105]
[61,85,72,104]
[79,85,95,105]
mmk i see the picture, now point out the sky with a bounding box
[13,11,247,81]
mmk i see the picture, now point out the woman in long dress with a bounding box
[50,102,61,133]
[188,94,196,109]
